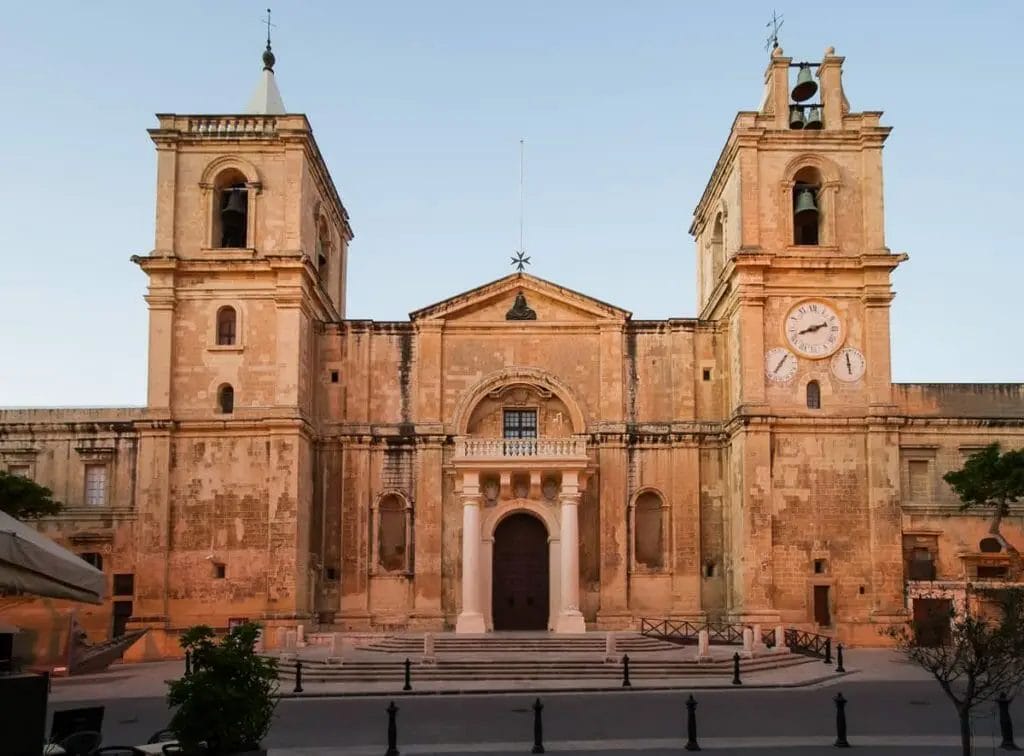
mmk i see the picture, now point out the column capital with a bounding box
[559,493,582,507]
[460,495,481,508]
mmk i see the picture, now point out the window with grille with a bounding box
[503,409,537,439]
[806,381,821,409]
[84,464,108,507]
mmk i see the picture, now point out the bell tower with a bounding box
[128,39,353,652]
[691,47,908,638]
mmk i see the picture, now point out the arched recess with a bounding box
[628,487,670,572]
[371,489,413,575]
[480,500,560,632]
[199,156,263,250]
[779,153,841,248]
[451,367,587,436]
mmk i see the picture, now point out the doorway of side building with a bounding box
[492,513,550,631]
[912,598,953,647]
[813,585,831,627]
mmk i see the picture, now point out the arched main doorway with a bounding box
[491,513,550,630]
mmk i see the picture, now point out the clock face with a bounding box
[784,300,844,359]
[765,347,798,383]
[831,347,866,382]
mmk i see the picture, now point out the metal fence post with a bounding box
[685,694,701,751]
[294,659,303,694]
[835,643,845,673]
[834,692,850,748]
[824,637,832,665]
[622,654,632,688]
[532,697,545,754]
[732,652,742,685]
[403,657,412,691]
[386,701,399,756]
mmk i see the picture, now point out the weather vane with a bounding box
[511,139,530,273]
[765,10,783,54]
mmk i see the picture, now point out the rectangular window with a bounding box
[908,460,930,501]
[112,600,133,638]
[113,573,134,596]
[503,409,538,439]
[7,464,30,479]
[80,552,103,570]
[84,464,108,507]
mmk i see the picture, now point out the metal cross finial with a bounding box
[765,10,784,54]
[511,251,531,273]
[263,8,276,49]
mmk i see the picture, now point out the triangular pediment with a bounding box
[409,273,631,323]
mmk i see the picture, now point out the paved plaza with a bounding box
[45,650,1024,754]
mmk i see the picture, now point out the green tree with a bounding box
[167,623,279,755]
[0,470,62,519]
[887,588,1024,756]
[944,442,1024,552]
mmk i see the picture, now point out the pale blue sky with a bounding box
[1,1,1021,407]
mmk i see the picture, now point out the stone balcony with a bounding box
[452,436,589,472]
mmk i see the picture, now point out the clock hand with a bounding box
[845,353,853,374]
[773,355,788,374]
[797,322,829,335]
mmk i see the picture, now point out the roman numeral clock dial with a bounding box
[784,300,844,359]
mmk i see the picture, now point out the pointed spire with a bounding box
[246,8,286,115]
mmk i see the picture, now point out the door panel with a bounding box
[813,585,831,627]
[492,514,549,631]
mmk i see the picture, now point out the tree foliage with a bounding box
[0,470,62,520]
[167,622,279,755]
[887,588,1024,756]
[943,443,1024,542]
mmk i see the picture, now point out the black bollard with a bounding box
[622,654,632,688]
[294,659,304,694]
[834,692,850,748]
[386,700,399,756]
[532,697,545,754]
[835,643,845,673]
[685,694,701,751]
[998,692,1020,750]
[732,652,742,686]
[184,649,191,676]
[403,657,412,692]
[824,638,832,665]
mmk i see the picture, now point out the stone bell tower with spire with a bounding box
[690,46,908,642]
[127,35,353,656]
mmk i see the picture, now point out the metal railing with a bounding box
[640,618,832,659]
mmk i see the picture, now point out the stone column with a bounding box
[456,475,486,633]
[555,481,586,634]
[773,624,788,654]
[742,626,754,659]
[751,623,765,656]
[696,629,711,663]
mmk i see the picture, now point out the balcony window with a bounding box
[503,409,537,439]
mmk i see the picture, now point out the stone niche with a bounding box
[466,383,574,438]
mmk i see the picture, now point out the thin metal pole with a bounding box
[685,694,701,751]
[834,692,850,748]
[403,657,412,692]
[732,652,742,685]
[835,643,845,673]
[294,659,303,694]
[532,697,545,753]
[386,701,399,756]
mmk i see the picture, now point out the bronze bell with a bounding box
[222,188,247,216]
[789,106,805,130]
[794,188,818,218]
[791,64,818,102]
[804,106,823,129]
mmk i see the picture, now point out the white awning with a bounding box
[0,511,105,604]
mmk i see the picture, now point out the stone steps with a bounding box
[275,653,814,682]
[356,633,680,655]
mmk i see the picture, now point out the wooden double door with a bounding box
[492,513,549,631]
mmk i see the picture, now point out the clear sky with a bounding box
[1,1,1021,407]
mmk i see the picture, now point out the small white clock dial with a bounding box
[765,347,798,383]
[831,347,866,382]
[784,300,844,359]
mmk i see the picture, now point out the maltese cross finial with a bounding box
[511,250,531,273]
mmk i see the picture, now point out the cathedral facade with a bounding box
[2,46,1023,662]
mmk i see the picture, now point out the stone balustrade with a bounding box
[454,436,587,460]
[185,116,278,137]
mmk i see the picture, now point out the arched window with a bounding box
[216,306,237,346]
[806,380,821,410]
[710,213,724,279]
[376,494,411,573]
[634,491,665,570]
[212,169,249,248]
[218,384,235,414]
[792,167,822,246]
[316,218,330,285]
